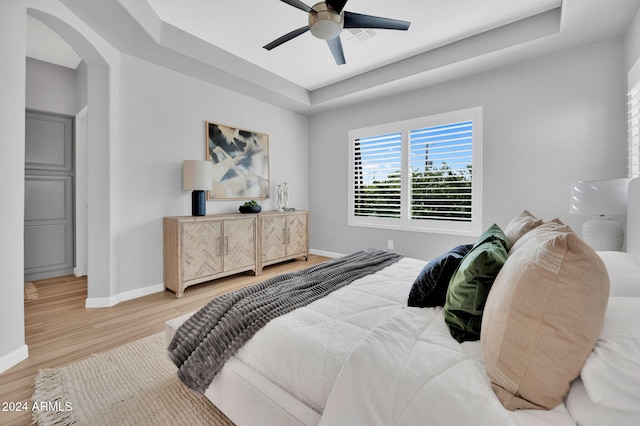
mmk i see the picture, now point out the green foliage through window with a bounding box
[409,121,472,222]
[353,122,473,221]
[349,107,481,235]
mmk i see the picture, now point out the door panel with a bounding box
[24,225,70,270]
[224,219,256,271]
[24,111,75,282]
[182,221,223,281]
[261,215,287,262]
[25,112,73,171]
[287,214,308,256]
[25,178,68,221]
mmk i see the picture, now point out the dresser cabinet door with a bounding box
[261,215,287,263]
[182,221,223,281]
[165,212,306,297]
[223,218,256,271]
[286,214,308,257]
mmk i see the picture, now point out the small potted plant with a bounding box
[239,200,261,213]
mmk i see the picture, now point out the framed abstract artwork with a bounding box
[205,122,270,200]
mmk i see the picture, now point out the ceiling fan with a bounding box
[263,0,411,65]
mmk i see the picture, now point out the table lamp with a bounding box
[183,160,213,216]
[569,178,630,250]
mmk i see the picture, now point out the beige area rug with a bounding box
[32,333,235,426]
[24,282,39,301]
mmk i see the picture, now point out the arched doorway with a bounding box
[26,6,113,305]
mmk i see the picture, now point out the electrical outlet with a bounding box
[387,240,394,250]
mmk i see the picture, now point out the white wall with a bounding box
[0,0,27,373]
[26,57,79,115]
[19,2,309,307]
[76,61,88,110]
[309,42,628,260]
[624,7,640,74]
[24,1,117,304]
[108,54,309,296]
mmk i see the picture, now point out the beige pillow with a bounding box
[508,218,564,254]
[481,224,609,410]
[503,210,543,246]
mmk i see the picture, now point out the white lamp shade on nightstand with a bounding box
[570,178,631,251]
[183,160,213,216]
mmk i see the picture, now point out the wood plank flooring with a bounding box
[0,255,329,425]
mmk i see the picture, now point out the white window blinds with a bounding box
[629,62,640,178]
[353,132,402,218]
[409,121,473,222]
[349,107,482,236]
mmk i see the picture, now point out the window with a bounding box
[629,60,640,178]
[349,107,482,236]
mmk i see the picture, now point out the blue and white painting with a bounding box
[206,122,270,200]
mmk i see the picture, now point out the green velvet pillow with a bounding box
[444,224,510,343]
[472,223,512,252]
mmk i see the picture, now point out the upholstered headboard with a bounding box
[628,178,640,259]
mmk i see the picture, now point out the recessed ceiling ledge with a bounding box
[310,7,562,108]
[157,22,311,109]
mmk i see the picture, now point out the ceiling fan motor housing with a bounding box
[309,2,343,40]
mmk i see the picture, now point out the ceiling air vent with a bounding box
[346,28,378,42]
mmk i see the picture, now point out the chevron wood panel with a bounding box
[261,215,286,262]
[164,212,307,297]
[182,221,222,281]
[224,218,256,270]
[287,214,308,256]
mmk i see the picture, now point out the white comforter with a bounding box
[234,256,576,425]
[235,257,426,413]
[319,307,575,426]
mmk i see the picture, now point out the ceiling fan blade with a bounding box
[280,0,312,13]
[263,26,310,50]
[325,0,348,14]
[343,11,411,31]
[326,36,346,65]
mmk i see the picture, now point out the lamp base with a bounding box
[582,216,624,251]
[191,190,206,216]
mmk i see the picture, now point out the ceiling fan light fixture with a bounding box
[265,0,411,65]
[309,3,343,40]
[310,19,342,39]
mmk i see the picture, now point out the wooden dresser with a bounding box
[258,210,309,270]
[163,210,309,298]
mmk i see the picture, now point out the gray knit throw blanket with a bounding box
[168,249,403,394]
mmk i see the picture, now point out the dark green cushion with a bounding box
[473,223,512,252]
[444,224,510,343]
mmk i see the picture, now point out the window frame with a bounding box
[348,107,483,237]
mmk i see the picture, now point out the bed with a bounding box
[166,178,640,426]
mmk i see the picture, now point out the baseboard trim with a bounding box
[84,252,343,308]
[0,344,28,374]
[85,283,164,308]
[309,249,345,259]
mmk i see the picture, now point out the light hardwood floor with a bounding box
[0,255,329,426]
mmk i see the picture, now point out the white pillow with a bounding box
[596,251,640,296]
[580,297,640,412]
[566,378,640,426]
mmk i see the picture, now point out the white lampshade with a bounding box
[183,160,213,191]
[570,178,630,216]
[570,178,631,251]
